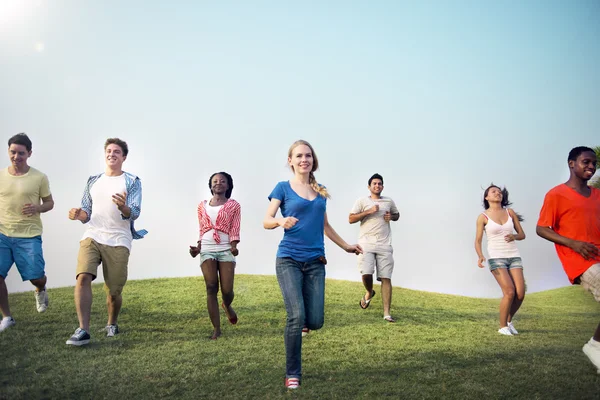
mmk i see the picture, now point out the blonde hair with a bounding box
[287,140,330,199]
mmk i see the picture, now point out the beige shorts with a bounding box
[357,245,394,281]
[581,263,600,303]
[76,237,130,296]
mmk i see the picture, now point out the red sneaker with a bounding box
[285,377,300,389]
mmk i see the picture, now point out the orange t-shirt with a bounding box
[537,184,600,283]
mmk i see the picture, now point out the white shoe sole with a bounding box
[66,339,90,346]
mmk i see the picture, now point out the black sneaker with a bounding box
[66,328,90,346]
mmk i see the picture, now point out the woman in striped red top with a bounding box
[189,172,241,340]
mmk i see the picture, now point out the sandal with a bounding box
[359,290,376,309]
[221,303,238,325]
[383,315,396,323]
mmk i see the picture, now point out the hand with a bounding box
[346,244,363,255]
[279,217,299,229]
[369,204,380,215]
[22,203,39,217]
[230,244,239,256]
[112,192,127,210]
[189,246,200,258]
[504,234,515,242]
[384,211,391,222]
[478,257,486,268]
[68,208,87,221]
[569,240,599,260]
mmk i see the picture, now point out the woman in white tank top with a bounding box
[475,184,526,336]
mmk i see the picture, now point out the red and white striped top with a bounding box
[197,199,241,243]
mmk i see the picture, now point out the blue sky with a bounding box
[1,0,599,297]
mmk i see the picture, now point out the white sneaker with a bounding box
[583,338,600,372]
[34,289,48,313]
[498,327,513,336]
[301,326,310,337]
[508,322,518,335]
[0,317,16,332]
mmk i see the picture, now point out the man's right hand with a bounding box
[189,246,200,258]
[68,208,88,222]
[569,240,599,260]
[369,204,380,215]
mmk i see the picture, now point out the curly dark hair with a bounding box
[208,172,234,199]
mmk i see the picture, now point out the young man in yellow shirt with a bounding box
[0,133,54,332]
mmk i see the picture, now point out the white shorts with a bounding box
[357,245,394,281]
[581,263,600,303]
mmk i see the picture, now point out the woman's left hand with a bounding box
[230,245,239,256]
[345,244,363,255]
[504,234,515,242]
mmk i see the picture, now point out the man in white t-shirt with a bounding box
[349,173,399,322]
[66,138,147,346]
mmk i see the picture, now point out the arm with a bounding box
[229,202,241,256]
[388,199,400,222]
[22,194,54,216]
[536,225,599,260]
[324,212,362,254]
[474,214,486,268]
[349,207,377,224]
[506,208,526,242]
[39,195,54,213]
[69,178,93,223]
[190,203,203,258]
[118,177,142,220]
[263,198,298,230]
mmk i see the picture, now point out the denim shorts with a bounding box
[0,233,45,281]
[200,250,236,265]
[488,257,523,271]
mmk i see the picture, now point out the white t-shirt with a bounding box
[82,174,133,250]
[201,204,230,252]
[350,196,399,248]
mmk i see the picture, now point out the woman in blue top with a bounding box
[263,139,362,390]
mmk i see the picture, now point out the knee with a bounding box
[30,277,45,287]
[504,287,515,299]
[221,289,234,300]
[205,282,219,296]
[286,309,305,328]
[306,319,324,330]
[516,292,525,302]
[76,273,93,286]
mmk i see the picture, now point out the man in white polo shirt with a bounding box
[349,173,399,322]
[66,138,147,346]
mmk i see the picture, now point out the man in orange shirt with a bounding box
[537,146,599,373]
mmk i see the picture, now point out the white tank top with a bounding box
[483,209,521,259]
[201,204,230,253]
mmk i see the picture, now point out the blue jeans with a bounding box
[276,257,326,380]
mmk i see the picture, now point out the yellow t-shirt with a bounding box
[0,167,51,238]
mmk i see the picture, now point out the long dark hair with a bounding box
[483,183,524,221]
[208,172,234,199]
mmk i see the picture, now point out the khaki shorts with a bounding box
[357,245,394,281]
[581,263,600,303]
[76,237,130,296]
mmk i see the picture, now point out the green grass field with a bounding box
[0,275,598,399]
